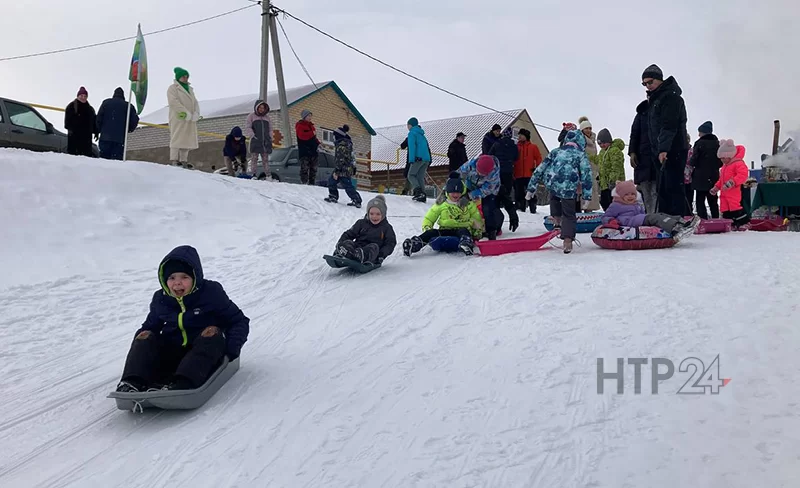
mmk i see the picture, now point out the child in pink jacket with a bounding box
[710,139,750,230]
[602,180,700,240]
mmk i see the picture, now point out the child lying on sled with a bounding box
[602,180,700,239]
[403,172,484,256]
[116,245,250,393]
[333,195,397,265]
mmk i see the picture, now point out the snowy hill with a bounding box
[1,148,799,488]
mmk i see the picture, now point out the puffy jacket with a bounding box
[481,131,501,155]
[489,136,519,174]
[447,139,468,170]
[407,125,432,163]
[333,130,355,177]
[647,76,689,157]
[96,88,139,143]
[296,119,320,159]
[601,202,647,227]
[629,99,658,184]
[138,246,250,360]
[598,139,627,191]
[714,145,749,212]
[458,156,501,200]
[689,134,722,191]
[338,218,397,260]
[514,140,543,179]
[223,126,247,160]
[422,194,483,239]
[528,130,594,201]
[245,100,272,154]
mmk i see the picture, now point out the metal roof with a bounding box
[371,109,524,168]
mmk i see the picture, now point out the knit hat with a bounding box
[614,180,638,202]
[445,171,464,194]
[563,122,577,131]
[301,109,312,119]
[502,127,513,138]
[578,116,592,131]
[77,86,88,97]
[476,155,495,176]
[162,259,194,281]
[366,195,387,220]
[642,64,663,81]
[717,139,737,159]
[407,117,419,127]
[518,128,531,141]
[174,67,189,80]
[597,128,613,145]
[491,124,502,132]
[698,121,713,134]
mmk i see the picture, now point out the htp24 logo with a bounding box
[596,354,732,395]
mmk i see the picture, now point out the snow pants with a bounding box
[722,209,750,228]
[120,329,226,389]
[99,141,124,160]
[550,196,577,240]
[638,180,658,214]
[299,154,319,185]
[419,228,472,244]
[498,172,519,229]
[481,194,500,237]
[249,152,270,177]
[657,150,690,216]
[407,161,430,195]
[600,189,613,211]
[68,134,94,157]
[336,241,380,264]
[642,213,683,233]
[328,174,362,204]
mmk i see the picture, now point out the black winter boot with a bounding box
[402,236,424,256]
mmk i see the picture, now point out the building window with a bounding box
[321,129,336,146]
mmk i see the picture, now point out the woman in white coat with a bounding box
[167,67,201,167]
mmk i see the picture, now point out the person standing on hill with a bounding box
[514,128,543,213]
[296,109,321,185]
[629,96,659,213]
[482,124,502,155]
[245,100,272,178]
[64,86,98,157]
[96,87,139,160]
[167,68,201,168]
[489,127,520,231]
[690,121,722,219]
[641,63,690,216]
[405,117,432,203]
[447,132,468,171]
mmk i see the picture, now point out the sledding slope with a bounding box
[1,148,799,488]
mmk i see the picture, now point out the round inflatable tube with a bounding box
[544,211,604,233]
[591,225,676,250]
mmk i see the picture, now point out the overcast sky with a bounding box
[2,0,798,165]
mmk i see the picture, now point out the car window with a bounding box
[0,103,4,123]
[6,102,46,132]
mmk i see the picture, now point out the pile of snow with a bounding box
[0,148,798,487]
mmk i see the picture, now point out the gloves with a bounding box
[525,191,534,201]
[709,187,719,196]
[458,195,470,208]
[178,112,187,120]
[606,219,621,229]
[723,179,735,189]
[509,219,519,232]
[472,220,483,230]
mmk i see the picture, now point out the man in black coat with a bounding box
[489,128,520,232]
[689,121,723,219]
[628,97,659,213]
[481,124,502,155]
[64,86,98,157]
[447,132,468,171]
[96,87,140,160]
[642,64,690,216]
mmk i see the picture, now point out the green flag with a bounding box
[129,24,148,115]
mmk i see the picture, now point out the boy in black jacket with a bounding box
[116,245,250,392]
[334,195,397,265]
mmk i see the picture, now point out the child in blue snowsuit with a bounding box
[458,155,502,239]
[324,125,362,207]
[526,129,594,253]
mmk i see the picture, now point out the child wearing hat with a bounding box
[710,139,751,230]
[115,245,250,393]
[325,125,363,207]
[334,195,397,264]
[602,180,700,239]
[458,155,502,239]
[596,128,627,211]
[403,172,483,256]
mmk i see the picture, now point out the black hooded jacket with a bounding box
[690,134,723,191]
[647,76,689,157]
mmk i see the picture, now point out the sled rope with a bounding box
[132,400,144,414]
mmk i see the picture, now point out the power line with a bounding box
[275,16,404,148]
[0,5,258,62]
[272,5,562,135]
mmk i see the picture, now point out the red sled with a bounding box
[694,218,733,234]
[475,230,560,256]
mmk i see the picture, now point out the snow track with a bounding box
[1,150,799,487]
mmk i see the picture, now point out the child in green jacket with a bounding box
[597,128,627,211]
[403,172,483,257]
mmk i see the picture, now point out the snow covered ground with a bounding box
[1,148,799,488]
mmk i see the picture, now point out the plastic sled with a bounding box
[429,236,462,253]
[108,357,240,412]
[544,211,604,233]
[694,218,732,234]
[475,230,560,256]
[323,254,380,273]
[749,218,789,232]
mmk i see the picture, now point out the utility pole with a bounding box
[269,11,293,147]
[259,0,271,101]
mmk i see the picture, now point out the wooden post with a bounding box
[772,120,781,155]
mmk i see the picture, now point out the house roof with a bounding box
[371,109,524,168]
[140,80,376,135]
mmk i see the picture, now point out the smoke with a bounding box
[711,0,800,158]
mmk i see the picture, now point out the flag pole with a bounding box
[123,86,134,162]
